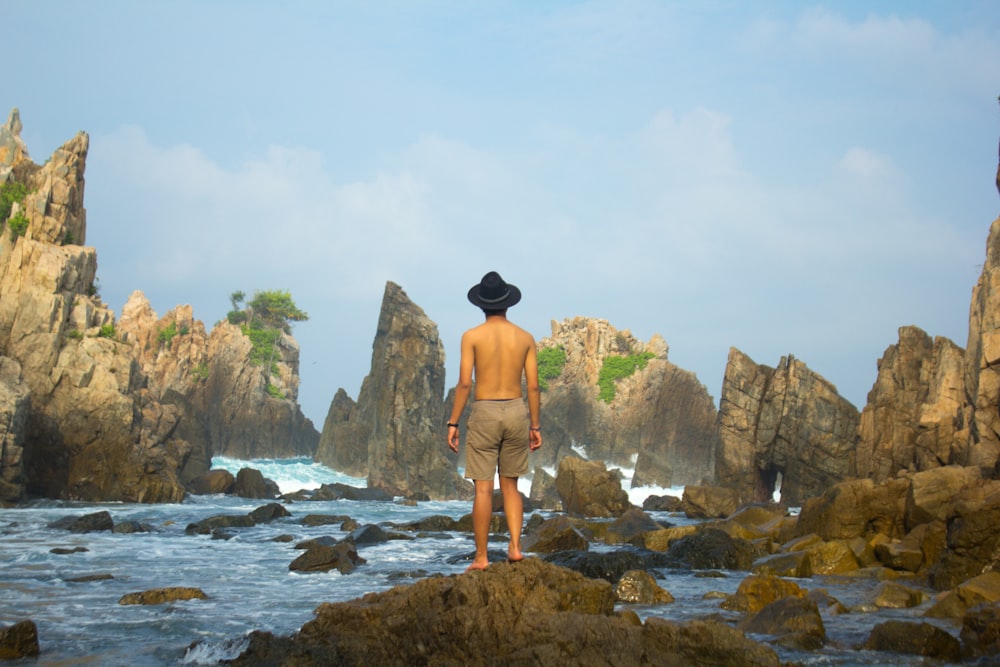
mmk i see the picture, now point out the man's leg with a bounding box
[499,475,524,562]
[468,478,494,571]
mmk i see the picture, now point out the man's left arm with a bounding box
[524,342,542,451]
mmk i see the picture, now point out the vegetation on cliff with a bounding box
[227,289,309,398]
[537,345,567,391]
[597,352,655,403]
[1,180,29,240]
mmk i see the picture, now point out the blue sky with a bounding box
[5,1,999,425]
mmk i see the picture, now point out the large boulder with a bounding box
[0,356,30,503]
[854,326,966,482]
[230,558,781,667]
[555,455,631,518]
[715,348,859,506]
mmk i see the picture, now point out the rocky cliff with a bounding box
[0,109,316,503]
[715,349,860,506]
[536,317,717,488]
[316,282,470,500]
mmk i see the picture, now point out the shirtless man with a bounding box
[447,271,542,571]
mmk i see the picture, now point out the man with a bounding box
[447,271,542,571]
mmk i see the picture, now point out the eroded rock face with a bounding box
[314,388,367,477]
[715,348,860,506]
[537,317,717,488]
[0,357,30,504]
[320,282,469,500]
[855,326,966,482]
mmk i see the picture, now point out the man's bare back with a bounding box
[465,318,537,401]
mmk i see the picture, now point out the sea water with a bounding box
[0,457,958,666]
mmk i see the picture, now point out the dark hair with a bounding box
[481,308,508,317]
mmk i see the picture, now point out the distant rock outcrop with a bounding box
[317,282,470,500]
[537,317,717,488]
[854,326,966,482]
[314,388,367,477]
[0,109,317,502]
[715,349,860,506]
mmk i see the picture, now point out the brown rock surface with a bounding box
[715,348,859,506]
[538,317,717,487]
[855,326,966,481]
[0,357,30,503]
[555,455,631,517]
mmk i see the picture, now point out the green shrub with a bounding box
[98,323,115,339]
[537,346,567,391]
[7,211,28,239]
[157,321,178,347]
[0,181,29,221]
[191,363,210,382]
[67,329,83,340]
[242,324,281,368]
[597,352,655,404]
[265,382,285,399]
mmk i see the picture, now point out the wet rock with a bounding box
[248,502,291,523]
[738,596,825,651]
[604,507,664,545]
[185,514,255,535]
[961,602,1000,657]
[348,524,387,545]
[927,482,1000,590]
[614,569,674,604]
[0,619,38,660]
[119,587,208,605]
[233,468,278,499]
[230,558,781,667]
[544,548,673,584]
[394,515,458,532]
[523,515,590,554]
[750,551,812,578]
[299,514,351,527]
[642,494,682,512]
[47,510,114,533]
[867,581,928,609]
[528,466,562,511]
[50,546,89,555]
[187,469,235,495]
[801,540,859,575]
[666,527,761,570]
[722,574,807,614]
[112,520,154,534]
[638,525,697,552]
[862,620,961,661]
[793,477,908,541]
[679,485,740,519]
[555,456,631,518]
[289,541,365,574]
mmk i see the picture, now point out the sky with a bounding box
[4,1,999,426]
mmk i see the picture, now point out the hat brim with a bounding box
[468,283,521,309]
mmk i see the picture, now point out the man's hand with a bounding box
[447,426,460,453]
[529,428,542,452]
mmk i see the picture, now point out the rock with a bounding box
[233,467,277,499]
[289,541,366,574]
[231,558,781,667]
[47,510,114,533]
[314,388,368,477]
[113,520,153,534]
[638,525,698,552]
[801,539,859,575]
[0,357,30,503]
[642,494,682,512]
[862,620,961,661]
[119,587,208,605]
[528,465,561,510]
[0,619,39,660]
[614,569,674,604]
[555,456,631,518]
[867,581,928,609]
[185,514,255,535]
[544,549,673,584]
[604,507,664,544]
[299,514,351,527]
[738,596,826,651]
[666,527,760,571]
[311,482,393,502]
[347,524,387,545]
[722,574,806,614]
[751,551,812,578]
[536,318,717,488]
[523,515,590,554]
[187,469,235,495]
[715,348,859,506]
[320,283,470,500]
[927,482,1000,590]
[961,602,1000,657]
[793,477,908,541]
[905,465,982,527]
[854,327,966,482]
[248,502,291,523]
[679,485,740,519]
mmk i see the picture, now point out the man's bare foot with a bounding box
[465,560,489,572]
[507,544,524,563]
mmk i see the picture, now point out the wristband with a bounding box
[446,422,459,429]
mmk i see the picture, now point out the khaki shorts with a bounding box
[464,399,530,480]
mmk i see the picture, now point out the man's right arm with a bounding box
[447,331,475,453]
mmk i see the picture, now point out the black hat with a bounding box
[467,271,521,309]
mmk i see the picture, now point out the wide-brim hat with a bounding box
[468,271,521,309]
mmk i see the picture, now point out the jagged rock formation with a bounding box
[317,282,470,500]
[0,109,316,503]
[0,358,30,503]
[715,349,860,507]
[537,317,717,488]
[854,326,966,481]
[964,216,1000,473]
[314,388,367,477]
[0,110,190,502]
